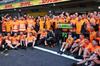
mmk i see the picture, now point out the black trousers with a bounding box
[47,37,54,45]
[36,37,46,45]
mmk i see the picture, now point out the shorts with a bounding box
[12,44,17,47]
[28,42,33,47]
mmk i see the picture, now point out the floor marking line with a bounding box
[34,46,82,62]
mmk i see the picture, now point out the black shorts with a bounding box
[12,44,17,47]
[28,43,33,47]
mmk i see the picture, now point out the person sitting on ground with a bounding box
[26,32,36,50]
[58,32,74,54]
[46,27,55,48]
[70,34,85,55]
[72,39,100,66]
[19,32,26,49]
[11,33,21,50]
[36,29,47,45]
[0,33,5,51]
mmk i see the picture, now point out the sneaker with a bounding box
[75,56,83,59]
[59,51,64,54]
[45,44,48,46]
[50,45,54,48]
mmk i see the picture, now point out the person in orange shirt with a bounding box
[58,33,74,54]
[5,18,13,35]
[25,26,36,37]
[11,33,21,50]
[70,34,85,54]
[83,39,100,59]
[76,16,85,38]
[26,32,36,50]
[78,37,92,57]
[9,16,14,24]
[26,16,35,30]
[89,26,96,42]
[19,17,26,32]
[12,18,19,36]
[19,32,26,49]
[45,17,51,31]
[3,33,13,53]
[37,29,47,45]
[39,17,44,32]
[2,17,6,36]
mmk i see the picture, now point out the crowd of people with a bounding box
[0,10,100,66]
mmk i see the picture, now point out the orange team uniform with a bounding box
[89,18,96,25]
[66,37,73,44]
[27,19,35,30]
[4,36,12,43]
[89,31,96,42]
[76,20,84,34]
[5,22,13,32]
[59,18,65,24]
[82,42,92,48]
[18,34,26,40]
[75,38,85,45]
[45,20,51,31]
[54,19,60,29]
[12,21,19,32]
[0,37,4,46]
[19,20,26,31]
[39,21,44,32]
[11,36,20,44]
[49,19,53,26]
[87,44,100,52]
[27,36,36,42]
[26,29,36,35]
[97,37,100,45]
[65,16,70,22]
[9,20,14,24]
[2,21,6,32]
[40,32,47,39]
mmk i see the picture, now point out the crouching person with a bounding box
[46,28,55,48]
[11,33,21,50]
[0,33,5,51]
[26,32,36,50]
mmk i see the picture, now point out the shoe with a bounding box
[75,56,83,59]
[3,50,8,53]
[50,45,54,48]
[59,51,63,54]
[57,51,61,53]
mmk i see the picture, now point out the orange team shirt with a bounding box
[11,36,19,44]
[27,19,35,30]
[12,21,19,32]
[49,19,53,26]
[90,31,96,42]
[18,35,25,40]
[4,36,12,41]
[87,44,100,52]
[70,19,77,25]
[66,16,70,22]
[0,37,3,41]
[27,36,35,41]
[97,37,100,45]
[46,20,51,31]
[5,22,13,32]
[66,37,73,43]
[54,19,60,29]
[9,20,14,24]
[39,21,44,32]
[26,29,36,34]
[76,20,84,34]
[75,38,85,44]
[82,42,92,48]
[59,18,65,24]
[40,32,47,39]
[19,20,26,31]
[89,18,96,25]
[2,21,6,32]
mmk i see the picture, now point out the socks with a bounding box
[63,49,65,52]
